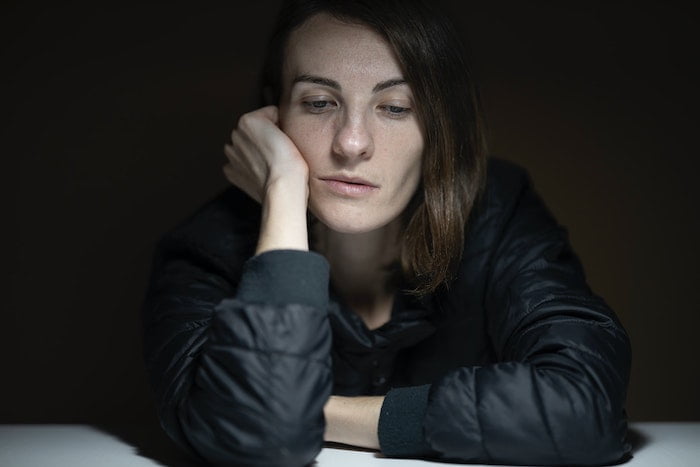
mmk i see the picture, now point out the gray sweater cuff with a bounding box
[378,384,435,458]
[235,249,330,311]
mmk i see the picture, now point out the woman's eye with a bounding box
[381,105,411,118]
[303,100,337,113]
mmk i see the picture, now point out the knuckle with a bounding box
[229,131,241,146]
[223,144,237,161]
[235,116,246,133]
[238,112,255,130]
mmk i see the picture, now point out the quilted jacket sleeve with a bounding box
[143,219,333,467]
[380,163,631,465]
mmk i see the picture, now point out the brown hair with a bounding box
[261,0,487,296]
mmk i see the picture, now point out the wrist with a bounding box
[324,395,382,450]
[256,175,309,254]
[267,163,309,195]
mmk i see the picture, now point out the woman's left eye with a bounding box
[380,105,411,118]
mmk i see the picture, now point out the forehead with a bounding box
[282,13,404,83]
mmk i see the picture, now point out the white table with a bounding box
[1,423,698,466]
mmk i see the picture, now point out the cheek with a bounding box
[383,131,424,188]
[396,145,424,206]
[401,156,423,200]
[281,117,333,164]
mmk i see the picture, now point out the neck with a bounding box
[313,219,402,328]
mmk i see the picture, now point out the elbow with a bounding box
[537,322,632,464]
[161,397,325,467]
[559,417,630,466]
[552,392,630,465]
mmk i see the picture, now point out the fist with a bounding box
[223,106,308,203]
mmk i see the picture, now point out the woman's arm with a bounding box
[375,163,631,465]
[222,105,310,254]
[323,395,384,450]
[143,107,332,467]
[144,246,332,467]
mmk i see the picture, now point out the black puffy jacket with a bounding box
[142,158,631,466]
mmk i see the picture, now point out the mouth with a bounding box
[318,175,379,197]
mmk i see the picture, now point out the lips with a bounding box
[321,175,377,186]
[318,174,379,197]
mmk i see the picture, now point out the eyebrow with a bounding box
[372,78,407,93]
[292,74,408,93]
[293,74,340,90]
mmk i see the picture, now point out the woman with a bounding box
[143,1,631,466]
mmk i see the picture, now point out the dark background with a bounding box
[3,0,699,448]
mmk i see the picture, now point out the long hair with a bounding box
[261,0,487,296]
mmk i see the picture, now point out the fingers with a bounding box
[223,105,307,203]
[230,108,292,171]
[226,128,267,183]
[258,105,279,125]
[223,139,265,200]
[222,160,237,186]
[222,159,262,203]
[230,105,279,141]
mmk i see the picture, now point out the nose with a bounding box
[331,110,373,162]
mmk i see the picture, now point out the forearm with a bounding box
[323,395,384,450]
[256,176,309,254]
[145,249,332,466]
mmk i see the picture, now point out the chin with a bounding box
[309,203,391,234]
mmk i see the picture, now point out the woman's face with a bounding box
[278,14,424,234]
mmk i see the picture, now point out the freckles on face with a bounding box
[278,14,424,234]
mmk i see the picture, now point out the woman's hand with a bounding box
[223,106,311,254]
[223,105,308,203]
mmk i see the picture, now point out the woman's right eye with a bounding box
[302,100,337,113]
